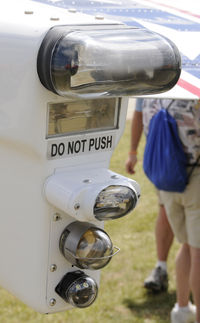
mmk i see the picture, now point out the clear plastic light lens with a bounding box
[55,271,98,308]
[94,185,137,220]
[76,227,113,269]
[51,28,180,98]
[59,222,114,270]
[37,26,181,98]
[66,275,98,308]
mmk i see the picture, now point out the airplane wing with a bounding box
[32,0,200,99]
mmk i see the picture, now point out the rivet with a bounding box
[49,298,56,306]
[95,15,104,20]
[68,8,77,13]
[50,17,60,21]
[74,203,80,210]
[53,213,61,221]
[111,175,118,179]
[24,10,34,14]
[83,179,91,183]
[50,264,57,272]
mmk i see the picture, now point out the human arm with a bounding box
[125,109,143,174]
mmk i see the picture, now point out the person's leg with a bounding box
[144,205,173,292]
[155,205,174,262]
[176,243,191,307]
[171,243,197,323]
[190,246,200,323]
[185,168,200,322]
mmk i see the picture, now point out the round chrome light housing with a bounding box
[55,271,98,308]
[94,185,137,221]
[59,221,117,270]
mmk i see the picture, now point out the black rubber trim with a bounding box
[37,24,127,95]
[55,270,86,301]
[37,27,68,94]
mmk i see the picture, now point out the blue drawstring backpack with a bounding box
[143,107,188,192]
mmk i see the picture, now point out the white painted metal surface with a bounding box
[0,0,129,313]
[0,0,192,314]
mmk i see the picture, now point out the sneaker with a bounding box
[171,302,196,323]
[144,266,168,292]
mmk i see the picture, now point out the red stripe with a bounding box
[147,0,200,19]
[177,79,200,97]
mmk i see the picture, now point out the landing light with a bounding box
[94,185,137,220]
[59,221,119,270]
[45,170,140,222]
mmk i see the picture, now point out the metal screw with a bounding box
[24,10,34,14]
[95,15,104,20]
[50,264,57,272]
[83,179,91,183]
[53,213,61,221]
[49,298,56,306]
[111,175,118,179]
[68,8,77,13]
[74,203,80,210]
[50,17,60,21]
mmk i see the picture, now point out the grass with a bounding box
[0,120,180,323]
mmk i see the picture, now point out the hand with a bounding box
[125,154,137,174]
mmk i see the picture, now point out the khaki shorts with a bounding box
[156,189,164,206]
[160,167,200,248]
